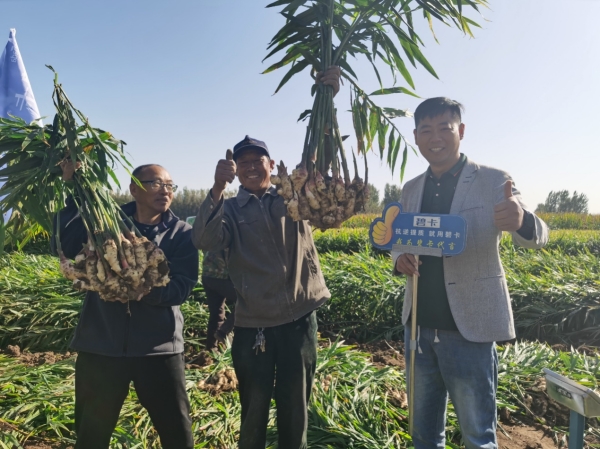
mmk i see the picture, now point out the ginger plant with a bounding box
[264,0,488,228]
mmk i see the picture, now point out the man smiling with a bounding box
[192,136,330,449]
[393,97,548,448]
[192,65,340,449]
[52,163,198,449]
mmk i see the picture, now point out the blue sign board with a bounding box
[369,202,467,256]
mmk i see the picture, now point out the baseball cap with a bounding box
[232,135,270,161]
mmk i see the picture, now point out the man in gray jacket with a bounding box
[192,137,330,449]
[191,61,339,449]
[393,97,548,449]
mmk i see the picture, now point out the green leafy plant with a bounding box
[537,213,600,231]
[263,0,488,228]
[0,68,173,303]
[0,67,130,251]
[2,340,600,448]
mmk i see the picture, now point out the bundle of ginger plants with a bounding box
[0,67,169,302]
[264,0,488,229]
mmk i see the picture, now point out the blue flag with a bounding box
[0,28,42,224]
[0,29,41,124]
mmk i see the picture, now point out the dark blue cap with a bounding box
[232,135,270,161]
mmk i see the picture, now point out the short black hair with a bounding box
[131,164,165,183]
[414,97,464,128]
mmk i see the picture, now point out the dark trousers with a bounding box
[231,311,318,449]
[74,351,194,449]
[202,276,237,349]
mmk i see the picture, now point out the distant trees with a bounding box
[363,184,381,213]
[110,187,236,220]
[110,185,592,220]
[536,190,589,214]
[360,183,404,213]
[110,190,134,206]
[382,184,402,207]
[168,188,211,219]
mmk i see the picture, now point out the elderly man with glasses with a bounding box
[51,163,198,449]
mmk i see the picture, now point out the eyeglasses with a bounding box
[237,157,267,170]
[139,180,178,193]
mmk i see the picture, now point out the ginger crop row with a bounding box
[60,234,169,303]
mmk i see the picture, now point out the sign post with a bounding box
[369,203,467,436]
[543,368,600,449]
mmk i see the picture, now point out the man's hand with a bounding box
[212,149,236,202]
[59,158,81,181]
[316,66,341,97]
[493,180,524,232]
[395,253,421,276]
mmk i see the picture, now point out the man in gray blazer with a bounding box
[392,97,548,449]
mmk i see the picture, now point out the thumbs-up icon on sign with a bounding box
[371,204,401,246]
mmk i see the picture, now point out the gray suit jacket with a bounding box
[393,158,549,343]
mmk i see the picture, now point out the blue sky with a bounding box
[2,0,599,212]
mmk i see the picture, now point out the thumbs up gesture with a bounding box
[372,205,401,246]
[212,149,237,201]
[493,180,524,232]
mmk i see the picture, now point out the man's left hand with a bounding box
[493,180,524,232]
[316,66,341,97]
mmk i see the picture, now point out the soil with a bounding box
[497,422,560,449]
[355,339,406,369]
[185,349,214,369]
[3,345,73,366]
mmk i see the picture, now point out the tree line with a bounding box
[535,190,589,214]
[111,188,237,220]
[111,187,591,217]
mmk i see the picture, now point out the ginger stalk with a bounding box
[315,171,327,193]
[74,252,86,266]
[102,239,122,274]
[96,258,107,283]
[121,237,136,268]
[344,186,357,218]
[334,177,346,202]
[277,162,294,201]
[147,247,166,267]
[297,189,312,220]
[133,236,149,271]
[286,192,301,221]
[335,206,345,225]
[59,253,87,280]
[322,214,336,226]
[73,279,94,291]
[290,164,308,192]
[305,179,320,210]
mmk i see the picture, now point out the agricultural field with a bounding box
[1,214,600,448]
